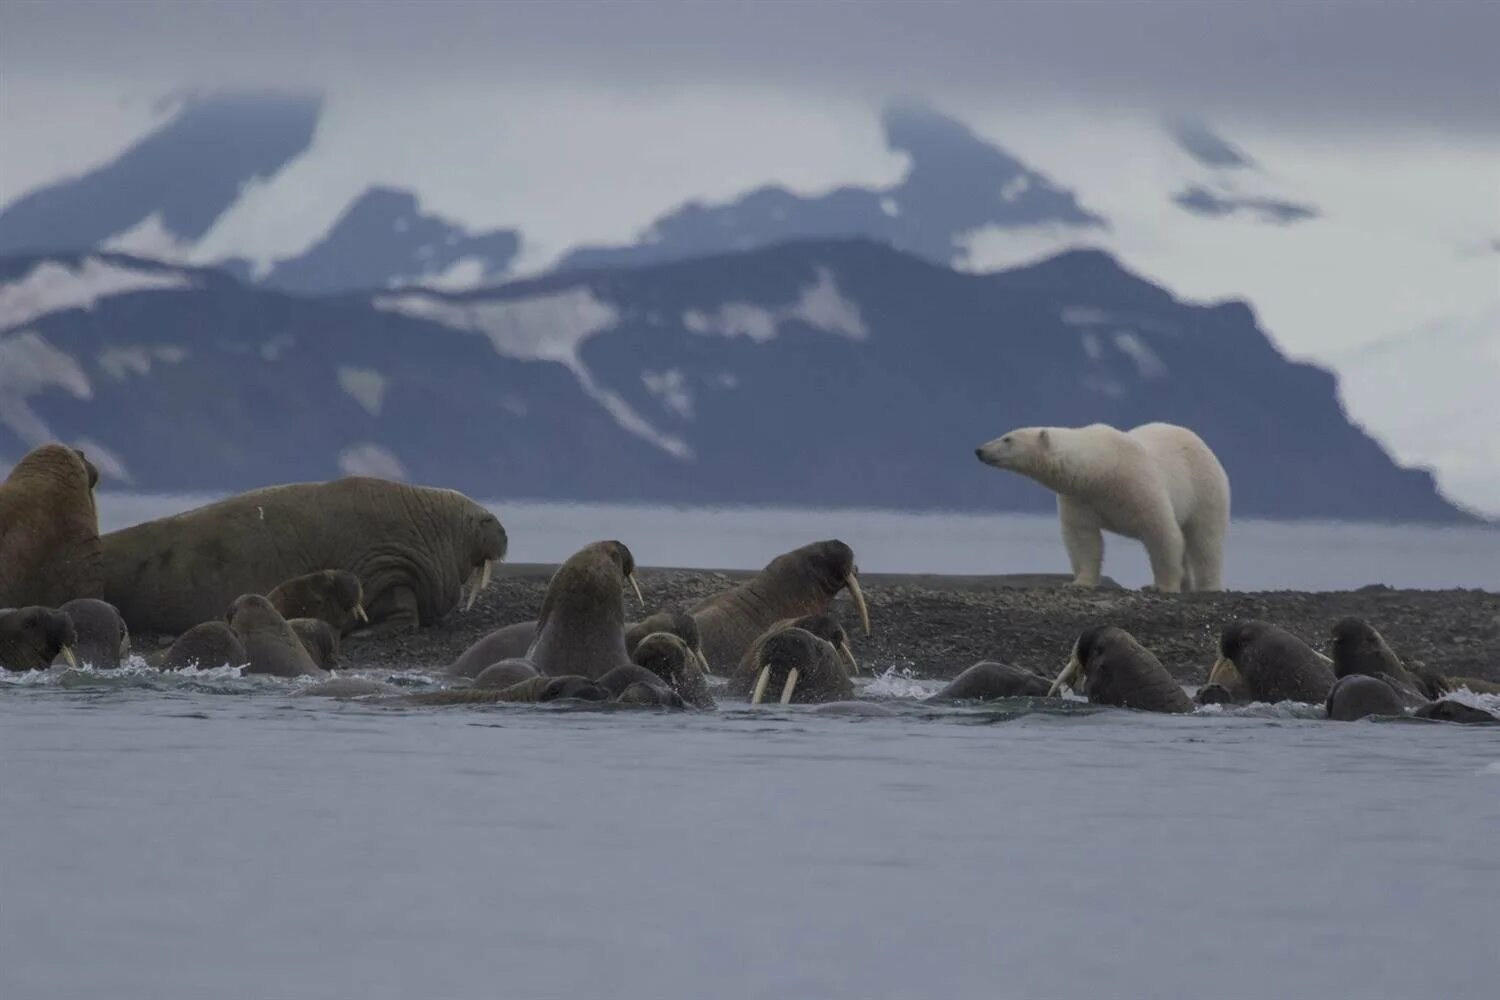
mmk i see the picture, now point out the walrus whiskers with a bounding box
[779,667,801,704]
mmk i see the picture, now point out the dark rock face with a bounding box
[0,239,1473,523]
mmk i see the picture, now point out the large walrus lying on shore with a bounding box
[0,444,103,608]
[101,477,507,634]
[692,540,870,673]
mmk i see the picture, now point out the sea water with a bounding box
[3,497,1495,999]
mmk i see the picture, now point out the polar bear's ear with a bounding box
[1037,429,1050,449]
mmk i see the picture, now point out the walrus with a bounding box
[729,613,859,694]
[267,570,368,636]
[596,632,714,709]
[1210,620,1335,704]
[1049,626,1192,713]
[692,540,870,673]
[227,594,325,678]
[446,609,704,680]
[1325,674,1410,721]
[287,618,341,669]
[1444,676,1500,695]
[523,540,642,680]
[0,444,102,608]
[0,606,78,672]
[158,621,248,671]
[739,627,853,705]
[613,681,688,708]
[926,661,1052,703]
[1412,700,1500,725]
[473,659,541,690]
[101,477,507,634]
[1328,618,1445,699]
[56,598,129,669]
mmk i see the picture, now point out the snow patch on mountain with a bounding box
[0,331,92,446]
[372,285,691,459]
[1113,332,1168,378]
[0,256,194,332]
[684,267,866,343]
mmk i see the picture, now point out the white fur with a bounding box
[976,422,1230,592]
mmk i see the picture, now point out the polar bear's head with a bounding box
[975,427,1052,472]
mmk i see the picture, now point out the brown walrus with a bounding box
[0,606,79,672]
[523,540,642,681]
[411,676,612,705]
[101,477,506,634]
[1050,626,1192,714]
[227,594,325,679]
[447,609,705,680]
[0,444,102,608]
[926,661,1053,703]
[56,598,130,669]
[1325,674,1410,721]
[287,618,341,669]
[693,540,870,673]
[473,659,541,690]
[158,622,248,671]
[267,570,368,636]
[1328,618,1444,700]
[1209,620,1334,705]
[729,613,858,695]
[597,632,714,709]
[735,626,853,705]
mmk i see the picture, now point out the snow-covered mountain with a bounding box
[0,243,1474,523]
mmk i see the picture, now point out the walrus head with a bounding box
[226,593,288,632]
[1050,625,1111,697]
[777,613,859,675]
[0,606,79,672]
[749,626,850,706]
[268,569,368,634]
[765,540,870,636]
[626,611,708,673]
[631,631,714,708]
[457,509,508,612]
[1329,617,1407,681]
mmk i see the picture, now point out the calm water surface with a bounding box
[3,668,1497,1000]
[7,497,1495,998]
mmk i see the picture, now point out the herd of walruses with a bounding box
[1,443,1496,722]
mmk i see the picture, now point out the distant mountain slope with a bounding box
[559,104,1105,272]
[0,242,1473,523]
[0,92,320,255]
[260,187,522,294]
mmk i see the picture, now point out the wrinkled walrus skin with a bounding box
[101,477,506,634]
[524,541,639,681]
[1051,626,1192,714]
[0,444,102,608]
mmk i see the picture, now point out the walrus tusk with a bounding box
[61,645,78,669]
[354,604,370,623]
[480,558,493,593]
[697,650,712,676]
[845,572,871,635]
[628,572,644,608]
[838,639,859,675]
[1048,653,1082,697]
[779,667,801,705]
[1208,655,1242,688]
[462,565,482,612]
[751,665,772,705]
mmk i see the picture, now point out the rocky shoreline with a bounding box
[340,566,1500,684]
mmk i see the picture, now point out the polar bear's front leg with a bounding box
[1057,495,1104,587]
[1140,513,1186,593]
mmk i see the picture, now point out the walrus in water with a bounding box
[692,540,870,674]
[1326,674,1410,721]
[927,661,1053,703]
[101,477,506,634]
[0,606,79,672]
[227,594,325,678]
[0,444,102,608]
[413,676,613,705]
[267,570,368,636]
[447,609,705,680]
[159,622,248,671]
[737,627,853,705]
[1209,620,1335,704]
[1412,700,1500,725]
[1328,618,1443,701]
[474,659,541,690]
[524,540,642,680]
[287,618,341,669]
[730,613,859,694]
[598,632,714,709]
[1443,676,1500,695]
[56,598,129,669]
[1049,626,1192,713]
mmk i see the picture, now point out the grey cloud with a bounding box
[1172,186,1319,225]
[1166,119,1255,169]
[4,1,1499,132]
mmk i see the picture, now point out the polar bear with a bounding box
[975,422,1229,592]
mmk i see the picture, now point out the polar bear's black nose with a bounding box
[974,447,984,458]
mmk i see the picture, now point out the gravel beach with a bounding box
[341,565,1500,684]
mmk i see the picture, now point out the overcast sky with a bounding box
[4,0,1498,133]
